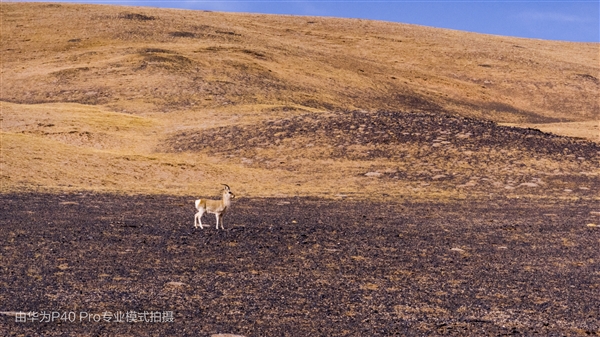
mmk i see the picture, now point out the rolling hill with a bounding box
[1,2,598,199]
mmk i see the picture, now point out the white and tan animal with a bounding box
[194,184,235,230]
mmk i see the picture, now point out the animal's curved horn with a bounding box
[222,184,230,190]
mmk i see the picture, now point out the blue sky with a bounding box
[46,0,599,42]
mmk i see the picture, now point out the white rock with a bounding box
[457,181,477,188]
[518,183,539,188]
[165,281,186,287]
[364,172,383,177]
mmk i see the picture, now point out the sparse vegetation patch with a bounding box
[170,31,196,38]
[118,12,156,21]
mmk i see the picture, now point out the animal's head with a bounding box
[222,184,235,199]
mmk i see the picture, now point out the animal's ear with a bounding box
[222,184,231,191]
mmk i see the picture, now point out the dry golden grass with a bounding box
[1,3,598,200]
[2,3,598,121]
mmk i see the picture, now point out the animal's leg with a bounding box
[215,213,220,229]
[194,209,205,229]
[218,214,225,230]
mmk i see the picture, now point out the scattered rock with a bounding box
[457,181,478,188]
[212,334,247,337]
[2,193,599,335]
[165,281,186,287]
[587,223,597,228]
[364,172,382,178]
[518,183,539,188]
[531,178,546,185]
[432,174,447,180]
[165,110,600,163]
[590,211,600,216]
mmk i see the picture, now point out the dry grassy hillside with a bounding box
[2,3,599,121]
[1,3,599,199]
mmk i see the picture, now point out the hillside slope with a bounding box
[1,3,598,198]
[2,3,598,122]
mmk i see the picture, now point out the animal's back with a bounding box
[196,198,226,213]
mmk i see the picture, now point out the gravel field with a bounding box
[1,193,598,336]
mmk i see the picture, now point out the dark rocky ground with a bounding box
[164,110,600,161]
[1,193,598,336]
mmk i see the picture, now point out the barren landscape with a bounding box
[1,193,599,336]
[1,2,599,336]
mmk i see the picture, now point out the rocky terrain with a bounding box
[1,193,599,336]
